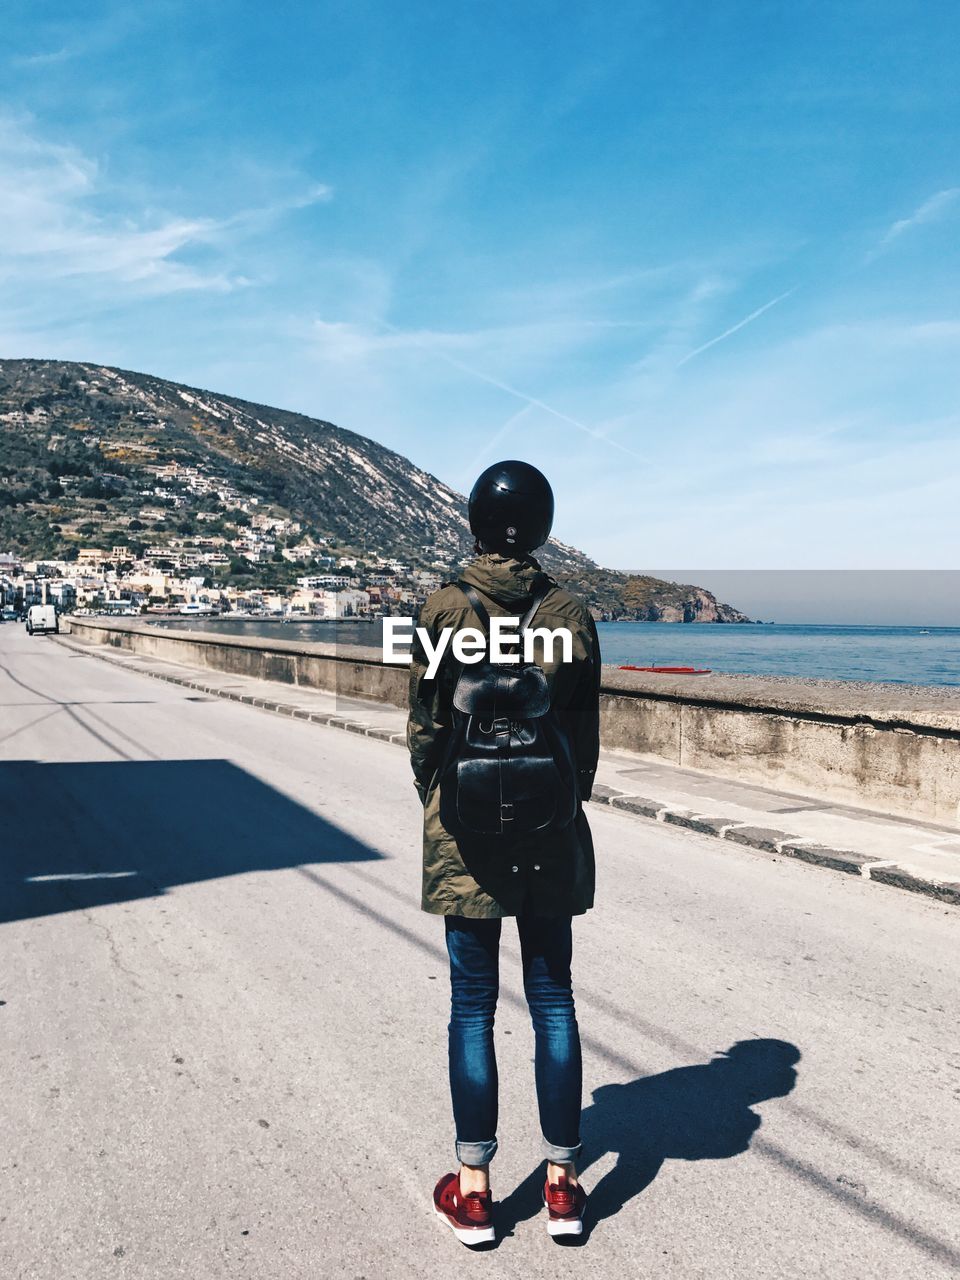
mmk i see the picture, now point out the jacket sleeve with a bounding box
[406,603,447,803]
[570,612,602,801]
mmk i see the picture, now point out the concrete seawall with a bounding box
[65,617,960,825]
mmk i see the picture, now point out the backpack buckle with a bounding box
[478,716,511,735]
[500,802,514,822]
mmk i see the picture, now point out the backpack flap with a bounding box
[453,661,550,718]
[454,753,559,836]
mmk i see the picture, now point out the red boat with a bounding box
[618,664,712,674]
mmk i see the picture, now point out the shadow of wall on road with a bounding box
[498,1038,800,1242]
[0,758,384,926]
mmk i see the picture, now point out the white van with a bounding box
[25,604,59,636]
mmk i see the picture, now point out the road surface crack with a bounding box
[59,883,147,992]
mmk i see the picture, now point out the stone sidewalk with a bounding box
[56,632,960,907]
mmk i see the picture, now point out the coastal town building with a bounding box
[296,574,352,589]
[1,541,435,622]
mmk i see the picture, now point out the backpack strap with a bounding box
[518,583,549,634]
[458,582,492,633]
[457,581,551,652]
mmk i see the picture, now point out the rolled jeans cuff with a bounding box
[456,1136,498,1166]
[542,1136,582,1163]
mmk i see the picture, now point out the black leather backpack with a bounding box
[438,581,579,841]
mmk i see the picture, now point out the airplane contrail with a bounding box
[374,317,647,462]
[675,288,796,369]
[458,404,533,484]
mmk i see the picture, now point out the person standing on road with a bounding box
[407,460,601,1246]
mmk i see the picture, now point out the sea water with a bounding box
[593,622,959,685]
[153,617,960,686]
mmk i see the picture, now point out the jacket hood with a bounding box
[458,552,555,607]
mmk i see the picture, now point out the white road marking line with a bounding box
[25,872,139,882]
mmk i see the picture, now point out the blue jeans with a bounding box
[444,913,583,1167]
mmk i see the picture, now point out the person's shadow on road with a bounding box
[497,1038,800,1244]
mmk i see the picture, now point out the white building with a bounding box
[296,574,351,589]
[320,588,370,618]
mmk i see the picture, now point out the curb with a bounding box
[587,787,960,909]
[57,634,960,910]
[57,635,411,746]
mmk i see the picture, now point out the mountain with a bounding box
[0,357,749,621]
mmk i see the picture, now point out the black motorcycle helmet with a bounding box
[468,460,554,555]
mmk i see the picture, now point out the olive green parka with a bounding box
[406,552,601,918]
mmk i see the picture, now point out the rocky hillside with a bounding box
[558,568,749,622]
[0,358,749,621]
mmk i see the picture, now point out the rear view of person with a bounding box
[407,460,601,1245]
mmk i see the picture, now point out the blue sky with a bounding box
[3,1,959,572]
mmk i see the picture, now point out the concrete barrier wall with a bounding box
[66,616,409,705]
[66,617,960,825]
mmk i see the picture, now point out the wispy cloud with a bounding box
[879,187,960,247]
[314,315,649,463]
[424,342,647,462]
[456,403,534,485]
[0,116,329,298]
[222,184,333,232]
[311,313,642,364]
[6,6,158,76]
[675,288,796,369]
[619,275,731,390]
[864,187,960,263]
[10,47,76,68]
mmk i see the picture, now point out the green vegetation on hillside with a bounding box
[0,358,750,621]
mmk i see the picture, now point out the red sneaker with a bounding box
[543,1173,587,1237]
[433,1172,496,1246]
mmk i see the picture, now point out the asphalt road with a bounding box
[1,625,958,1280]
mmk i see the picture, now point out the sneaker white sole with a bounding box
[546,1215,584,1237]
[434,1205,496,1246]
